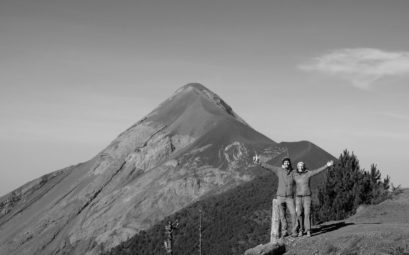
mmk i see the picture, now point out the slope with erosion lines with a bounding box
[0,84,273,255]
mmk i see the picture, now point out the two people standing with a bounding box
[253,155,333,237]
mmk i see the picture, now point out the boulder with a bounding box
[244,242,285,255]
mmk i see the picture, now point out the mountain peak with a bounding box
[171,83,248,126]
[174,83,217,97]
[181,82,208,91]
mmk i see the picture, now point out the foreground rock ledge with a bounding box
[244,242,285,255]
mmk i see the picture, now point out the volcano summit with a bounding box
[0,83,333,255]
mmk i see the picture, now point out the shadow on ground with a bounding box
[311,222,355,236]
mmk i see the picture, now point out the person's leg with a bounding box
[276,196,287,236]
[286,197,297,236]
[295,196,303,236]
[304,196,312,236]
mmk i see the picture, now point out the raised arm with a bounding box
[253,154,280,174]
[259,162,281,174]
[309,160,334,177]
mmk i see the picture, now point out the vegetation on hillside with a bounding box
[313,149,400,223]
[106,168,276,255]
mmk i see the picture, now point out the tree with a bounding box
[314,150,392,223]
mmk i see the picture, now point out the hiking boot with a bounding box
[306,231,311,237]
[291,232,298,237]
[298,231,303,237]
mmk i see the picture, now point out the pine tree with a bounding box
[383,175,390,190]
[314,149,392,223]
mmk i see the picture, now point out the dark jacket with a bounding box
[260,162,295,197]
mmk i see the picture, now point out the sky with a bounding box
[1,0,409,196]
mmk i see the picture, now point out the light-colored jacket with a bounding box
[294,165,328,196]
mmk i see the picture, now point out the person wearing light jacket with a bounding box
[294,160,334,237]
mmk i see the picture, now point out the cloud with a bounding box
[377,111,409,121]
[299,48,409,89]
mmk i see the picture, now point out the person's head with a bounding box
[297,161,305,172]
[281,157,292,170]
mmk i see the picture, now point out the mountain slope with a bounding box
[106,169,276,255]
[0,83,334,255]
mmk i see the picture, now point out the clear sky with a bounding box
[1,0,409,196]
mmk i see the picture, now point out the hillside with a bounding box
[0,83,334,255]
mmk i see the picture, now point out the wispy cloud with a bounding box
[299,48,409,89]
[377,111,409,121]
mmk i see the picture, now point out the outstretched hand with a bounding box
[326,160,334,167]
[253,154,261,165]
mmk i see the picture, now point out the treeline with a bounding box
[313,149,400,223]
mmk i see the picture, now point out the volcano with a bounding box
[0,83,334,255]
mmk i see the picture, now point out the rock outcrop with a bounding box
[244,242,285,255]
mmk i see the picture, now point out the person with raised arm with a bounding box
[254,155,297,237]
[294,160,334,237]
